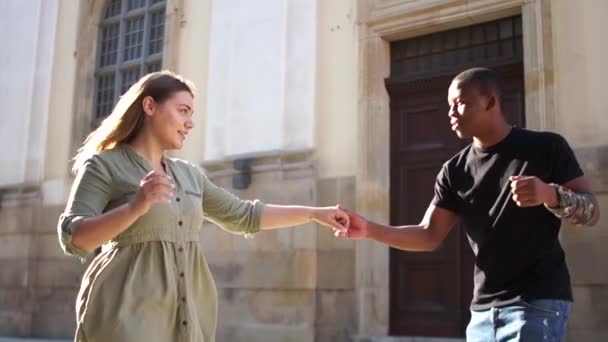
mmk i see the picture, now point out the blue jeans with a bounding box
[466,300,571,342]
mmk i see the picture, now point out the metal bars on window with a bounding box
[93,0,166,121]
[390,16,523,81]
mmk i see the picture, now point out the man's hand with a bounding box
[510,176,557,207]
[333,205,369,239]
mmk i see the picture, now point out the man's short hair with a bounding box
[452,67,502,99]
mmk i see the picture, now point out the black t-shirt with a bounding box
[432,127,583,310]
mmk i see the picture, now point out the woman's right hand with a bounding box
[129,170,174,217]
[333,205,369,239]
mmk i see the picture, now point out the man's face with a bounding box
[447,80,488,139]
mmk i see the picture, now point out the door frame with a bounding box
[354,0,557,338]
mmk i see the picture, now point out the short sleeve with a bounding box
[548,134,584,185]
[431,163,462,214]
[201,173,264,236]
[57,155,112,258]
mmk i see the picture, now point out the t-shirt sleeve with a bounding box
[431,163,461,214]
[548,134,584,185]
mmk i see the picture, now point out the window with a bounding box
[93,0,166,122]
[390,16,523,80]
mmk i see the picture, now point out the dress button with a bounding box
[178,221,183,226]
[180,272,184,277]
[182,296,186,302]
[182,321,187,326]
[178,247,184,252]
[176,197,181,202]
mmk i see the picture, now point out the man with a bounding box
[337,68,599,341]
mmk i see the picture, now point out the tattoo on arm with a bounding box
[545,184,598,226]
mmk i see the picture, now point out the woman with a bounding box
[58,70,349,342]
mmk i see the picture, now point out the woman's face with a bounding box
[146,90,194,150]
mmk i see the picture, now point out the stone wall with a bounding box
[0,191,85,338]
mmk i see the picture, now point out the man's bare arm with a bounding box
[338,204,458,252]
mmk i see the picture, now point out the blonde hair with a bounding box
[72,70,195,173]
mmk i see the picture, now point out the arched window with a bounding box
[93,0,166,122]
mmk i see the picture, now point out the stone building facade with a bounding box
[0,0,606,341]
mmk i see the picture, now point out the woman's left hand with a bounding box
[311,206,350,232]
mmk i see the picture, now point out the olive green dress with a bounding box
[58,144,264,342]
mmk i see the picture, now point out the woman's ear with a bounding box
[142,96,156,117]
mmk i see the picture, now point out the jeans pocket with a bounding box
[520,299,563,317]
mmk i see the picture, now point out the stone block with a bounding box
[317,225,355,251]
[315,290,356,342]
[338,177,356,209]
[355,337,465,342]
[279,178,316,204]
[0,205,35,234]
[0,288,31,313]
[216,323,314,342]
[316,250,355,289]
[34,259,86,288]
[293,223,317,250]
[315,328,354,342]
[0,235,31,259]
[566,329,608,342]
[356,240,390,288]
[230,230,259,252]
[318,178,339,207]
[206,250,316,289]
[32,287,79,337]
[317,176,356,207]
[212,170,316,206]
[200,222,235,252]
[568,285,608,330]
[251,228,293,252]
[35,233,68,259]
[0,259,30,287]
[0,310,30,336]
[282,167,317,182]
[33,288,78,316]
[31,309,75,339]
[217,288,314,326]
[37,205,65,233]
[561,220,608,285]
[357,287,389,337]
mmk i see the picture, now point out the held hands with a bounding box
[331,205,369,239]
[510,176,557,208]
[129,170,174,217]
[311,206,350,232]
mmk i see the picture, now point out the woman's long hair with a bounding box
[72,70,195,173]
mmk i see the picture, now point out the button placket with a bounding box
[176,266,188,332]
[174,189,189,333]
[176,261,188,332]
